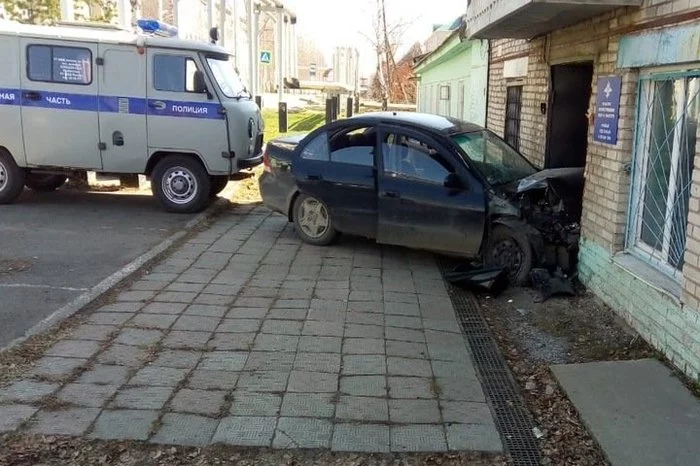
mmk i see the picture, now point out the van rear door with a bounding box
[97,45,148,172]
[18,38,101,169]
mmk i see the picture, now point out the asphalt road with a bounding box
[0,187,200,348]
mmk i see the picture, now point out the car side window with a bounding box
[300,132,330,161]
[382,133,454,184]
[328,126,376,167]
[154,55,199,92]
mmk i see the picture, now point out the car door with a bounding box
[97,45,148,172]
[293,125,378,238]
[19,38,101,169]
[146,50,229,173]
[377,125,486,256]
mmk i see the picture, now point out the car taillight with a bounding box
[263,149,271,173]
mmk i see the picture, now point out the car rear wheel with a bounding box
[293,193,337,246]
[25,173,67,192]
[209,175,229,198]
[0,150,26,204]
[152,155,211,213]
[485,225,533,286]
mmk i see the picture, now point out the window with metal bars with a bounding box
[628,71,700,279]
[505,85,523,151]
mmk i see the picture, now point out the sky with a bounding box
[287,0,467,75]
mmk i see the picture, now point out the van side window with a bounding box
[154,55,199,93]
[27,45,92,85]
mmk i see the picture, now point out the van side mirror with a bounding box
[444,173,464,191]
[193,71,208,94]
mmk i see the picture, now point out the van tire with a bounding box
[0,150,26,204]
[209,176,229,198]
[25,174,67,192]
[152,155,211,213]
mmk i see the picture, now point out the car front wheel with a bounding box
[485,225,533,286]
[292,193,337,245]
[152,155,211,213]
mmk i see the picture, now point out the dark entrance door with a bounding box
[546,62,594,168]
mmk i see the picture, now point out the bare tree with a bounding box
[361,0,409,109]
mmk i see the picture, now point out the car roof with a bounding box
[0,21,228,55]
[349,112,484,135]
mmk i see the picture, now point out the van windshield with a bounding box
[207,57,248,99]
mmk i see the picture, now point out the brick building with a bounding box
[467,0,700,379]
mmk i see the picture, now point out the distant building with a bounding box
[332,46,359,88]
[297,35,327,81]
[414,16,487,124]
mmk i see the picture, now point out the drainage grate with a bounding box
[440,261,541,466]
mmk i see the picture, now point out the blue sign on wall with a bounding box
[594,76,622,145]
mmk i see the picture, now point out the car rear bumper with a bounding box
[259,171,288,216]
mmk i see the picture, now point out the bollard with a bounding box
[346,97,354,118]
[333,95,340,120]
[255,95,262,109]
[354,95,360,114]
[278,102,288,133]
[325,98,333,124]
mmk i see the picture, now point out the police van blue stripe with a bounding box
[0,87,224,120]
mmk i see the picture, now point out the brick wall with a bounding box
[485,0,700,381]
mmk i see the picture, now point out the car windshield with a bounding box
[207,57,248,99]
[451,130,538,185]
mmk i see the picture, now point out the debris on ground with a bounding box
[478,286,655,465]
[529,268,576,302]
[443,263,509,295]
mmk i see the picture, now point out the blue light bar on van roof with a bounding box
[137,19,178,37]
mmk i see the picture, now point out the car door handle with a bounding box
[383,191,400,198]
[23,91,41,101]
[307,174,323,181]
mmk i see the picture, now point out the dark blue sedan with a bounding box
[259,112,583,284]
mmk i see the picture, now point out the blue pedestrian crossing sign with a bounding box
[260,51,272,64]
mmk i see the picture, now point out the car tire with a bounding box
[485,225,533,286]
[0,150,26,204]
[152,155,211,213]
[292,193,337,246]
[209,175,229,199]
[25,173,67,192]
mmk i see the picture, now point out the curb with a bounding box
[1,193,233,353]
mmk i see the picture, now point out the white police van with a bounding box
[0,19,264,213]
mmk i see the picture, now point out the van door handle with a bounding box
[148,100,166,110]
[23,91,41,101]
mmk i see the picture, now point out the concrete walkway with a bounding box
[0,205,502,453]
[553,359,700,466]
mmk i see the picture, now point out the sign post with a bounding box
[593,76,622,145]
[260,50,272,64]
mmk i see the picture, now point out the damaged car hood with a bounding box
[516,167,584,194]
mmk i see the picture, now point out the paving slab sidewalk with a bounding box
[552,358,700,466]
[0,205,503,453]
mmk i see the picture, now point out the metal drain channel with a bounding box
[439,261,541,466]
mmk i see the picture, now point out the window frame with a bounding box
[627,69,700,280]
[153,54,201,93]
[26,44,93,86]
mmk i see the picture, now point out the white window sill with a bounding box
[612,252,682,303]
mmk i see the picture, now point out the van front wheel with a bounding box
[0,150,26,204]
[152,156,211,213]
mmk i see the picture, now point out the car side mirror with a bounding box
[444,173,464,191]
[193,70,208,95]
